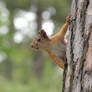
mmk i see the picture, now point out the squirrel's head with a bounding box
[31,29,50,50]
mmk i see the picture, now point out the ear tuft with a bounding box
[40,29,48,39]
[40,29,45,34]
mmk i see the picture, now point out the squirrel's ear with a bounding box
[40,29,48,39]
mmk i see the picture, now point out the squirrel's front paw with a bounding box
[66,14,71,23]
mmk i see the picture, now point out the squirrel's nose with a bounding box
[31,45,33,48]
[30,43,33,48]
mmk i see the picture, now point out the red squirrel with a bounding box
[31,15,71,69]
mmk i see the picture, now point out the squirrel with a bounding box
[31,15,71,69]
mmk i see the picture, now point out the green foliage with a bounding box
[0,0,71,92]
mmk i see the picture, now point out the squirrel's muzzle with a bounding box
[30,43,39,50]
[31,44,33,48]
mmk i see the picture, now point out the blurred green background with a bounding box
[0,0,71,92]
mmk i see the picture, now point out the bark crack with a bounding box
[63,0,90,92]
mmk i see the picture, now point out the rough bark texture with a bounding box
[63,0,92,92]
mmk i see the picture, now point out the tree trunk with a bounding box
[63,0,92,92]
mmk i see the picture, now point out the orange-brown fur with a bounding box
[31,15,70,69]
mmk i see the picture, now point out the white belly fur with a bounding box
[50,41,66,61]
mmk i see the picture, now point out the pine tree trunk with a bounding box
[63,0,92,92]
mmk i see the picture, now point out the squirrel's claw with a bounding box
[66,14,71,23]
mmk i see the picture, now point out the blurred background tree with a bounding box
[0,0,71,92]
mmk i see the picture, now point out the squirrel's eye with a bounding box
[37,38,41,42]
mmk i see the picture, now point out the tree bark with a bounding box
[63,0,92,92]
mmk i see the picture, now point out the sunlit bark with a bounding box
[63,0,92,92]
